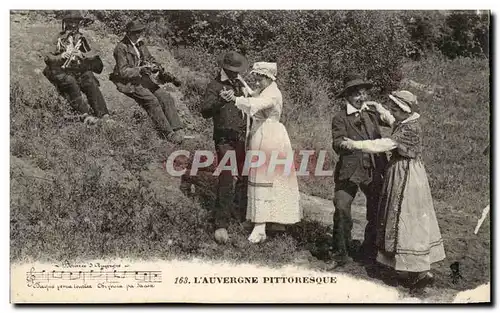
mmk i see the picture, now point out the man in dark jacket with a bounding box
[330,75,394,268]
[110,20,186,144]
[43,10,109,123]
[201,51,249,244]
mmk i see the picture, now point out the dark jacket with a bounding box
[201,73,247,143]
[109,37,156,94]
[110,37,181,93]
[332,107,389,184]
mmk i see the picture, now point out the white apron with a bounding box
[235,82,302,224]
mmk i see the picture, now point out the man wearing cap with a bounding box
[330,74,394,268]
[201,51,249,244]
[110,20,186,144]
[43,10,109,123]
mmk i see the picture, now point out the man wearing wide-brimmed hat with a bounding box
[201,51,249,244]
[329,74,394,268]
[43,10,109,123]
[110,20,187,144]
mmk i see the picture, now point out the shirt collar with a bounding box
[401,112,420,124]
[220,69,242,83]
[346,100,368,115]
[63,29,81,35]
[126,35,144,46]
[61,30,82,40]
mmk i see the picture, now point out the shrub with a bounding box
[439,11,490,59]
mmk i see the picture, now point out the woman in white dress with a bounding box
[220,62,302,243]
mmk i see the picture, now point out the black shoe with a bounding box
[365,263,381,278]
[326,254,349,270]
[347,240,362,260]
[409,271,435,291]
[325,259,348,270]
[362,255,377,266]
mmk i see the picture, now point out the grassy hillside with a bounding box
[10,11,490,296]
[10,12,305,267]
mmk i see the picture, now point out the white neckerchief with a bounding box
[400,112,420,124]
[346,100,368,115]
[220,69,244,84]
[127,36,142,66]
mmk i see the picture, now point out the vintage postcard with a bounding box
[9,8,491,303]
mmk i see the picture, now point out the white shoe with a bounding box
[248,232,266,244]
[248,223,266,243]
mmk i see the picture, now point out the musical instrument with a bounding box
[50,35,102,74]
[61,36,83,69]
[140,61,181,87]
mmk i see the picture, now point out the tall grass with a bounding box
[10,80,212,262]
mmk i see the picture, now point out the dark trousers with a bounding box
[44,68,109,118]
[123,77,183,137]
[214,139,248,229]
[333,172,383,262]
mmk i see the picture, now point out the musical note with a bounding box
[69,271,82,281]
[134,271,151,282]
[52,270,63,279]
[25,268,163,285]
[40,270,49,282]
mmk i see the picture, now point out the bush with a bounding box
[439,11,489,59]
[165,11,410,97]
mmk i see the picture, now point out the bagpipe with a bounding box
[139,60,181,87]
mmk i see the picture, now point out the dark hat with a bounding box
[62,10,86,21]
[218,51,248,73]
[125,20,146,33]
[336,74,373,99]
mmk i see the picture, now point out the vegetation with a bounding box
[10,10,490,295]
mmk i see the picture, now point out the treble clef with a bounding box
[26,267,36,285]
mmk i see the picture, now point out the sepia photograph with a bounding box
[8,6,491,304]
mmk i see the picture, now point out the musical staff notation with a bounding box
[26,267,162,284]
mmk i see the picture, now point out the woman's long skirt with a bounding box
[246,120,302,224]
[376,158,446,272]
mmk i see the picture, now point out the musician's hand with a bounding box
[140,66,152,75]
[73,50,84,60]
[150,63,162,73]
[62,51,71,59]
[172,77,182,87]
[220,89,236,102]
